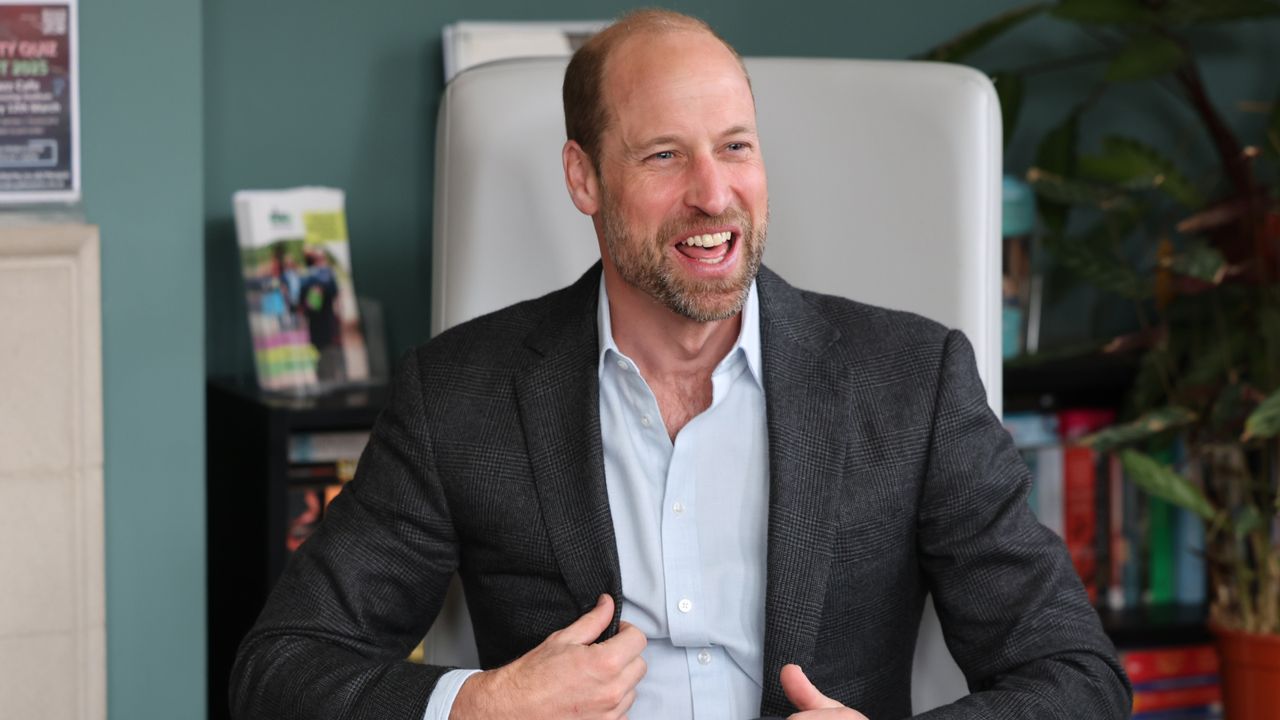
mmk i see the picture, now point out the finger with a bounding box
[781,664,842,711]
[598,620,648,659]
[557,594,615,645]
[789,711,869,720]
[611,687,637,717]
[616,654,647,690]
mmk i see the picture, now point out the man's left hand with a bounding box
[781,664,870,720]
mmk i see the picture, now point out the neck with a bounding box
[602,266,741,381]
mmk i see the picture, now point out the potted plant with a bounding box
[920,2,1280,717]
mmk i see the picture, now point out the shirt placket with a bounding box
[665,365,739,720]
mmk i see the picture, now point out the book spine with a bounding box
[1107,452,1127,610]
[1037,445,1065,538]
[1121,645,1219,684]
[1132,683,1221,714]
[1148,497,1175,605]
[1174,505,1207,606]
[1063,445,1099,602]
[1124,469,1144,609]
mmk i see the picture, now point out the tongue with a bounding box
[676,242,728,260]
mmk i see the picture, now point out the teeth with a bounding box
[681,231,731,248]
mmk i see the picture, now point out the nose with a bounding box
[683,152,732,217]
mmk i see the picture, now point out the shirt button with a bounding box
[672,501,685,515]
[677,598,693,613]
[615,358,628,370]
[640,415,651,427]
[697,649,712,665]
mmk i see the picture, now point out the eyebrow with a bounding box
[633,125,759,153]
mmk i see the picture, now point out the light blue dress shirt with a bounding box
[425,279,769,719]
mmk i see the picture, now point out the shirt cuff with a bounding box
[423,668,482,720]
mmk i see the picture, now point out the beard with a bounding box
[599,189,767,323]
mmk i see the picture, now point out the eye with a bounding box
[726,141,750,152]
[649,150,676,161]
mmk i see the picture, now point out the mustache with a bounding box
[659,208,751,241]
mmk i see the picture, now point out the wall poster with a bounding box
[0,0,77,204]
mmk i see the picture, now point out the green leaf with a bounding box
[1078,136,1204,208]
[1033,111,1080,234]
[1120,448,1218,520]
[1163,0,1280,25]
[1233,504,1264,540]
[1027,168,1135,211]
[1052,0,1158,24]
[1167,240,1227,283]
[1081,406,1197,452]
[1243,387,1280,440]
[918,3,1050,62]
[1043,227,1151,299]
[1128,344,1173,414]
[992,72,1025,148]
[1105,36,1187,83]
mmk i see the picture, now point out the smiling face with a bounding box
[576,28,768,323]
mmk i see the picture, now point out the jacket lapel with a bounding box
[756,267,857,714]
[513,265,624,635]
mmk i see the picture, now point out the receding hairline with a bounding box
[562,9,752,164]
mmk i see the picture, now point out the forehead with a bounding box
[600,30,755,140]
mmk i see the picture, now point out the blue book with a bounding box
[1174,506,1207,606]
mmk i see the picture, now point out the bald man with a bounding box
[231,10,1130,720]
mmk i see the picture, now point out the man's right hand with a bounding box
[449,594,647,720]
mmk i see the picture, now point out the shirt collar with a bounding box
[596,275,763,388]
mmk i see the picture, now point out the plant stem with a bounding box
[1013,51,1113,77]
[1171,52,1269,283]
[1249,526,1276,633]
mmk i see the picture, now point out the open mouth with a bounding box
[673,230,736,265]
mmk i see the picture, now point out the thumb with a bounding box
[780,663,841,711]
[557,594,615,645]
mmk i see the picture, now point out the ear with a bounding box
[563,140,600,216]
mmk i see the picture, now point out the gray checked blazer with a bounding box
[230,264,1131,719]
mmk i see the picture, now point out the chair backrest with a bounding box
[430,55,1003,712]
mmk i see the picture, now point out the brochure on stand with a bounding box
[232,187,370,394]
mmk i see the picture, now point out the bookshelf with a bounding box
[206,379,388,720]
[1003,355,1212,651]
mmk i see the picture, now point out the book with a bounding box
[1121,645,1219,684]
[1132,683,1221,715]
[233,187,370,393]
[1003,412,1063,536]
[1058,409,1115,603]
[1106,452,1126,610]
[287,430,371,464]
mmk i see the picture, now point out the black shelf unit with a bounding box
[206,379,388,720]
[1100,602,1212,648]
[1004,351,1140,414]
[1004,353,1210,651]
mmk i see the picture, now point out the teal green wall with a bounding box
[204,0,1076,375]
[204,1,1279,370]
[80,0,205,718]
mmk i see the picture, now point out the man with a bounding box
[231,10,1130,720]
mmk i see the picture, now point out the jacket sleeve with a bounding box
[229,354,461,720]
[912,330,1132,719]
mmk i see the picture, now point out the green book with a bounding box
[1146,496,1175,605]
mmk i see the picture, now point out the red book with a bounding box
[1132,683,1221,713]
[1062,446,1098,602]
[1057,409,1116,604]
[1122,645,1220,684]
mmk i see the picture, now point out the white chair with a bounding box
[429,55,1002,714]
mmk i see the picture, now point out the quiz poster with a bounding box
[0,1,77,203]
